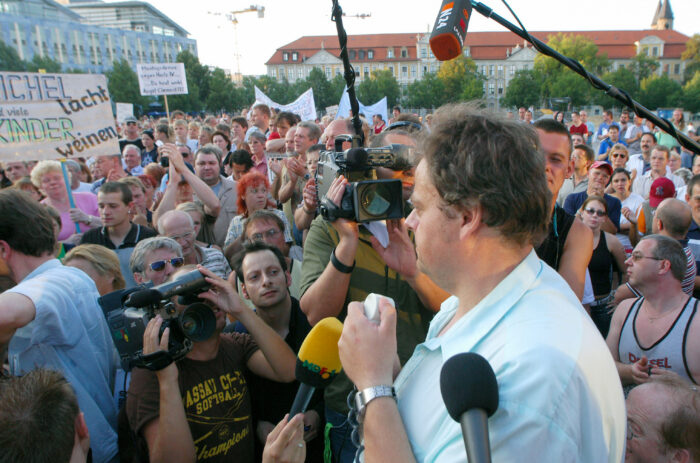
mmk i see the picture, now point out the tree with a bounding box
[535,33,610,105]
[639,75,683,109]
[167,50,211,112]
[436,55,482,103]
[501,69,542,108]
[105,58,150,109]
[683,71,700,113]
[405,72,445,109]
[682,34,700,82]
[0,41,26,71]
[595,67,639,109]
[356,69,400,108]
[300,67,333,112]
[206,68,237,113]
[26,55,63,73]
[629,53,659,82]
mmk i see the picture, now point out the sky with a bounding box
[140,0,699,76]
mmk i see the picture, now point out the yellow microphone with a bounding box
[289,317,343,416]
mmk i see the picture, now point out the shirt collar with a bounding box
[21,258,62,283]
[425,249,543,361]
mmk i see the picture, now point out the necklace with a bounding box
[643,300,683,324]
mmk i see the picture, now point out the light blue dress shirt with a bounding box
[394,250,626,462]
[8,259,119,463]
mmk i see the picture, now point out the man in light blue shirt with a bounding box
[0,190,118,463]
[338,105,626,462]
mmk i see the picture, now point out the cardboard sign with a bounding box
[0,72,119,162]
[254,86,317,122]
[136,63,188,96]
[116,102,134,123]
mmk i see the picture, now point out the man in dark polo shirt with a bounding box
[80,182,157,288]
[564,161,622,233]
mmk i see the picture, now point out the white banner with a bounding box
[137,63,188,96]
[0,72,119,162]
[116,102,134,123]
[335,87,388,124]
[254,86,317,122]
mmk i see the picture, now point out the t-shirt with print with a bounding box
[126,333,259,463]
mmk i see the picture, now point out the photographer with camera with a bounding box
[125,265,297,463]
[299,128,448,462]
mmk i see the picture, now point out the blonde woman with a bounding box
[63,244,125,295]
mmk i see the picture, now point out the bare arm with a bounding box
[559,219,593,300]
[152,169,179,228]
[278,158,306,204]
[0,292,36,348]
[294,179,317,232]
[165,145,220,218]
[607,233,628,286]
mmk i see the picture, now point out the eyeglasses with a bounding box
[169,231,194,241]
[250,228,280,241]
[149,257,184,272]
[584,208,606,217]
[629,252,664,262]
[611,153,627,158]
[385,121,423,133]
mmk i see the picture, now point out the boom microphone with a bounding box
[289,317,344,417]
[429,0,473,61]
[440,353,499,463]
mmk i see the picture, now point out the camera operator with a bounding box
[299,128,448,462]
[125,265,296,463]
[0,189,118,463]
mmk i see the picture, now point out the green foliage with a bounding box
[105,58,150,110]
[167,50,211,112]
[25,55,63,73]
[357,69,401,108]
[206,68,241,113]
[629,53,659,82]
[639,75,683,109]
[0,41,26,71]
[405,72,445,109]
[682,34,700,82]
[436,55,482,103]
[683,71,700,113]
[596,67,639,109]
[500,69,543,108]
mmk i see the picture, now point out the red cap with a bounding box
[590,161,613,176]
[649,177,675,208]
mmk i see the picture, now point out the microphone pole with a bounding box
[469,0,700,155]
[461,408,491,463]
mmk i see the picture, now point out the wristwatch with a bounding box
[355,385,396,422]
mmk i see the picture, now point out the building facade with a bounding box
[0,0,197,74]
[266,0,688,109]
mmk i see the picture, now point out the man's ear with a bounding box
[285,270,292,289]
[240,282,249,300]
[458,204,482,241]
[75,412,90,454]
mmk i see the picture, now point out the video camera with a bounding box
[98,269,217,371]
[315,138,414,223]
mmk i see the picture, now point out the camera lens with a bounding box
[178,303,216,342]
[359,183,394,217]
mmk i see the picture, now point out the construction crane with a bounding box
[208,5,265,79]
[343,12,371,19]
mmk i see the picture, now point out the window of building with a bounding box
[489,83,495,95]
[401,48,408,58]
[272,68,277,78]
[464,47,470,57]
[674,63,680,74]
[423,65,428,75]
[298,68,303,78]
[335,67,341,77]
[283,52,288,61]
[489,64,494,76]
[357,50,364,60]
[420,47,427,59]
[364,65,369,77]
[292,52,298,61]
[664,64,669,74]
[326,67,331,79]
[481,65,487,75]
[389,65,394,75]
[510,65,515,76]
[498,82,504,95]
[350,50,356,59]
[387,48,394,59]
[429,48,435,59]
[411,65,416,78]
[652,47,658,57]
[497,65,503,77]
[430,63,436,73]
[401,66,408,77]
[368,50,374,59]
[279,66,284,78]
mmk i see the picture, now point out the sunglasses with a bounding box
[149,257,184,272]
[584,208,606,217]
[611,153,627,158]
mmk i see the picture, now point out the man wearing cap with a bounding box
[635,177,677,237]
[119,116,144,152]
[564,161,622,233]
[632,145,685,200]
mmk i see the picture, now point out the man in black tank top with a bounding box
[534,120,594,300]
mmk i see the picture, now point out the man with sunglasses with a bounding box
[606,234,699,389]
[119,116,144,153]
[130,236,184,286]
[81,182,157,288]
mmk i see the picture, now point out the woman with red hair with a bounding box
[223,171,292,248]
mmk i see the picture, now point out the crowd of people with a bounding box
[1,101,699,463]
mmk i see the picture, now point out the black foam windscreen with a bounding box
[294,357,337,389]
[125,288,162,308]
[440,353,499,421]
[345,148,368,170]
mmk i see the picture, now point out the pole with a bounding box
[59,159,81,234]
[164,94,170,121]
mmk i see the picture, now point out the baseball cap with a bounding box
[649,177,675,208]
[124,115,138,124]
[590,161,613,176]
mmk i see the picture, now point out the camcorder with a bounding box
[315,137,414,223]
[98,269,216,371]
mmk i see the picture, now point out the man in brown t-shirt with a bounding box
[125,265,297,463]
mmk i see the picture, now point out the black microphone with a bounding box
[440,353,499,463]
[429,0,473,61]
[125,288,162,307]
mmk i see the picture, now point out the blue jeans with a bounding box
[325,406,359,463]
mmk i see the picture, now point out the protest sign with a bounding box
[335,87,388,124]
[0,72,119,162]
[116,102,134,123]
[254,86,317,122]
[136,63,188,96]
